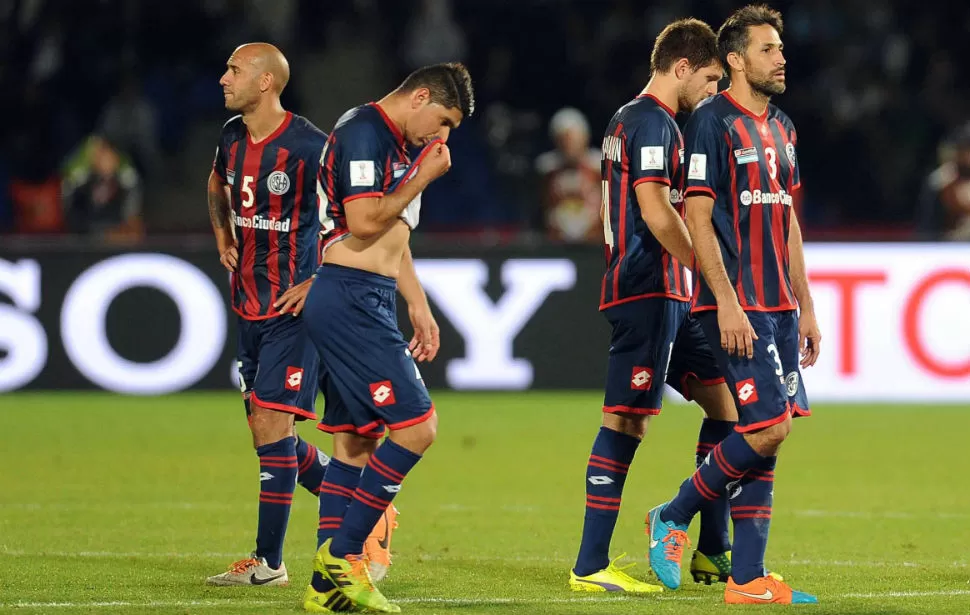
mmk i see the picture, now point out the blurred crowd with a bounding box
[1,0,968,244]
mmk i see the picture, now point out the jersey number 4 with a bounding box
[602,180,614,251]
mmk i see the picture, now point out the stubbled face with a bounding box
[404,91,463,147]
[678,61,723,112]
[219,51,262,112]
[739,24,786,97]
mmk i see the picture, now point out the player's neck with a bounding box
[243,99,287,144]
[375,94,408,139]
[726,81,769,117]
[641,77,680,115]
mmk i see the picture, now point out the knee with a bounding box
[602,412,648,440]
[746,413,791,454]
[248,403,295,447]
[388,410,437,455]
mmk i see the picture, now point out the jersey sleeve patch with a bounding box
[687,154,707,180]
[349,160,376,187]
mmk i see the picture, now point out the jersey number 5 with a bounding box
[241,175,255,208]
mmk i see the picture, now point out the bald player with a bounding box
[206,42,331,586]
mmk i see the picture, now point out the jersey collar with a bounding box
[369,102,406,147]
[637,93,676,118]
[723,91,769,122]
[247,111,293,147]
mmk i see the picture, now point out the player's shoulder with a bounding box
[617,96,674,127]
[767,104,796,131]
[332,104,382,140]
[219,115,246,141]
[289,113,329,143]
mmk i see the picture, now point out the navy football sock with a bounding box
[330,440,420,558]
[574,426,640,576]
[295,437,329,496]
[695,419,735,555]
[311,458,362,592]
[662,431,763,526]
[730,456,776,584]
[255,436,298,570]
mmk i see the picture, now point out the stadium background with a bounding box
[1,1,969,613]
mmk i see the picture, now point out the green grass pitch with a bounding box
[1,392,968,614]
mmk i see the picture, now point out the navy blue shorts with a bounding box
[695,310,811,433]
[304,264,434,439]
[237,314,319,420]
[603,298,724,415]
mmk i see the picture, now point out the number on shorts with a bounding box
[766,343,783,377]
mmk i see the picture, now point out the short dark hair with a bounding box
[650,18,719,74]
[398,62,475,119]
[717,4,784,70]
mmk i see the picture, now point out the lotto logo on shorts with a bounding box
[370,380,396,407]
[285,367,303,391]
[631,367,653,391]
[736,378,759,405]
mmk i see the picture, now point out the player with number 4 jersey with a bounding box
[645,6,821,605]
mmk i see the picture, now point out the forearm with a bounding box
[787,214,814,311]
[371,176,428,226]
[644,204,694,265]
[397,245,430,310]
[207,178,234,250]
[687,212,737,306]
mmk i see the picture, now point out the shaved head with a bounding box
[231,42,290,94]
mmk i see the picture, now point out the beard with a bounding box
[747,69,786,97]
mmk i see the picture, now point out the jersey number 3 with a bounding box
[765,147,778,180]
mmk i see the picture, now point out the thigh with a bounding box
[308,271,434,434]
[695,311,789,433]
[602,299,684,416]
[667,313,726,400]
[772,310,812,417]
[236,317,259,397]
[317,365,386,439]
[251,315,320,421]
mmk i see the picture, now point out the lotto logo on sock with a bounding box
[370,381,396,406]
[631,367,653,390]
[285,367,303,391]
[736,378,759,405]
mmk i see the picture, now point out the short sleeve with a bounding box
[335,124,386,205]
[629,115,673,187]
[788,128,801,192]
[683,110,725,200]
[212,140,228,181]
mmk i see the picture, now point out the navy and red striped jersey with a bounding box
[317,103,423,252]
[683,91,801,312]
[600,93,690,310]
[212,112,327,320]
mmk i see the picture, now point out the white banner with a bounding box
[800,244,970,402]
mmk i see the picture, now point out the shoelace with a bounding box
[663,530,691,563]
[341,553,375,592]
[607,554,641,584]
[228,558,260,574]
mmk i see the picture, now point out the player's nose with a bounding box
[436,126,451,143]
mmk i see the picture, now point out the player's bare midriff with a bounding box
[323,219,410,279]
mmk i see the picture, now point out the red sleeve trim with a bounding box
[684,186,716,199]
[632,176,671,187]
[343,192,384,205]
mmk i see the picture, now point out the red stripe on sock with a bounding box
[588,461,626,473]
[367,460,402,484]
[299,446,318,472]
[589,454,630,470]
[260,456,298,462]
[261,462,300,469]
[353,492,389,511]
[730,505,773,511]
[586,501,622,511]
[731,513,772,519]
[369,456,405,482]
[320,482,354,497]
[354,488,391,508]
[586,494,622,503]
[713,446,745,479]
[260,497,294,505]
[692,473,719,501]
[318,523,341,529]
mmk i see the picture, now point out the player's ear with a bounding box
[259,72,273,94]
[411,87,431,109]
[726,52,745,74]
[673,58,692,80]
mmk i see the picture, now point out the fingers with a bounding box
[724,330,737,357]
[801,335,821,368]
[741,329,754,359]
[226,247,238,269]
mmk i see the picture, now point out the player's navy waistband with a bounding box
[317,262,397,290]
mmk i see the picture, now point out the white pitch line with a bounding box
[4,590,970,609]
[1,548,966,570]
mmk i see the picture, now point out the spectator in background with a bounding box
[61,135,145,243]
[403,0,467,69]
[98,75,161,179]
[919,123,970,240]
[535,107,602,243]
